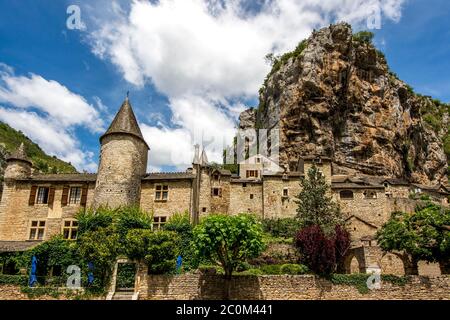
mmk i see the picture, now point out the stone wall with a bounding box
[93,133,148,208]
[229,181,263,216]
[0,181,95,241]
[262,177,301,219]
[140,179,193,218]
[138,274,450,300]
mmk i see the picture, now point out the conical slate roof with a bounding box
[7,142,31,164]
[100,97,149,149]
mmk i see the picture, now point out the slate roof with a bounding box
[142,172,196,180]
[17,173,98,182]
[0,241,41,252]
[100,98,149,149]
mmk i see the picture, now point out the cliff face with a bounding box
[241,23,448,184]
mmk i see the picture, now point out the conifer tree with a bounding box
[295,164,343,234]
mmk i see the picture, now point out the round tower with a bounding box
[92,97,149,208]
[4,143,32,180]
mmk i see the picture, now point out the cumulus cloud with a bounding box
[86,0,405,168]
[0,65,103,171]
[0,69,104,133]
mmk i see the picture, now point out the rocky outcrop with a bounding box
[242,23,448,184]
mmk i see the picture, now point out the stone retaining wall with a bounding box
[138,274,450,300]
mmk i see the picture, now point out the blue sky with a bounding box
[0,0,448,172]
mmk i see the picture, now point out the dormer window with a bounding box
[213,173,220,181]
[246,170,259,178]
[256,157,261,164]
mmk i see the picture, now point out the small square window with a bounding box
[283,188,289,197]
[155,185,169,201]
[202,207,207,212]
[250,194,254,199]
[29,220,46,240]
[62,220,78,240]
[212,187,222,197]
[153,216,167,230]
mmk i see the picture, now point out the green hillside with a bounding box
[0,122,77,174]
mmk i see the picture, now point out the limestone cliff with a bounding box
[241,23,449,184]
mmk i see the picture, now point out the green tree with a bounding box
[193,214,264,277]
[125,229,179,274]
[376,203,450,274]
[115,206,153,239]
[163,212,196,270]
[295,164,343,234]
[193,213,265,298]
[76,226,121,287]
[75,206,116,235]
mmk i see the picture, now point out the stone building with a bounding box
[0,98,448,276]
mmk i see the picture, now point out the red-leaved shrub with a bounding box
[295,224,350,275]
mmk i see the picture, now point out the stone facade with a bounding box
[0,98,448,277]
[136,273,450,300]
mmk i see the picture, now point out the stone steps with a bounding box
[112,291,135,300]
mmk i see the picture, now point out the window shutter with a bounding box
[255,170,259,178]
[48,187,55,206]
[218,188,222,197]
[29,186,37,206]
[246,171,249,178]
[80,186,88,206]
[61,187,69,207]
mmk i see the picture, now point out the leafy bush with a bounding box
[76,207,115,234]
[295,225,350,275]
[262,218,302,238]
[280,264,309,275]
[352,31,374,44]
[0,274,28,285]
[127,230,180,274]
[163,212,196,271]
[237,268,263,276]
[260,264,282,275]
[116,206,152,238]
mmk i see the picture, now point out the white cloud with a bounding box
[0,68,104,133]
[86,0,405,168]
[0,65,104,171]
[0,108,97,171]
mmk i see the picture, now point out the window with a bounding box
[155,185,169,201]
[246,170,259,178]
[36,187,49,204]
[202,207,207,213]
[283,188,289,197]
[242,183,247,188]
[212,187,222,197]
[29,221,46,240]
[62,220,78,240]
[339,190,354,200]
[363,191,377,199]
[256,157,261,163]
[69,187,82,204]
[213,173,220,181]
[153,216,167,230]
[250,194,254,199]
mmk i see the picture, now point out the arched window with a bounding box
[339,190,354,200]
[363,191,377,199]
